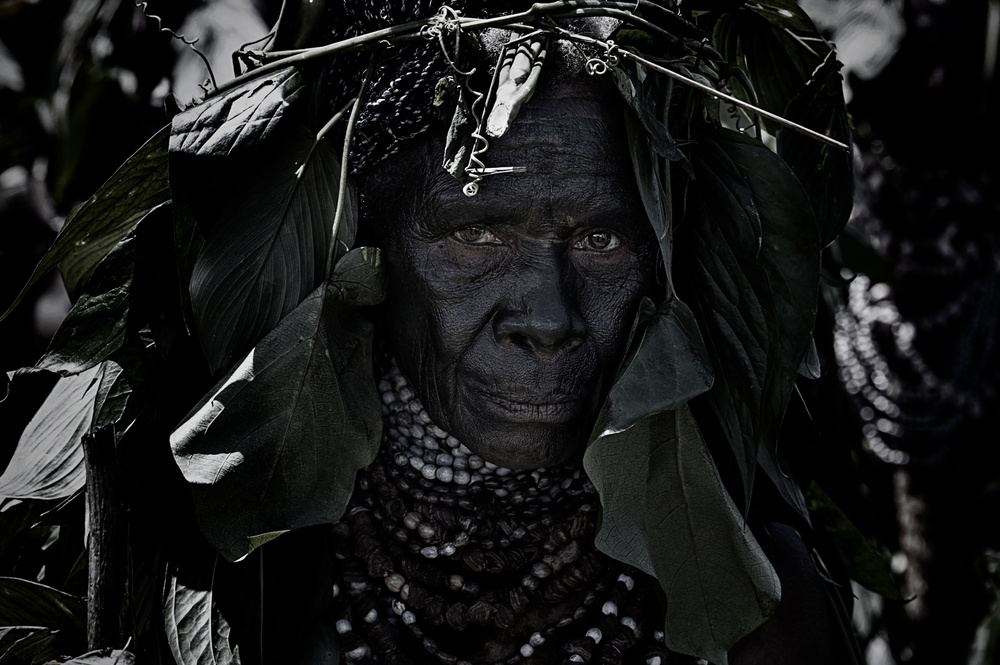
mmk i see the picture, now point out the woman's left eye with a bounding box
[574,231,621,252]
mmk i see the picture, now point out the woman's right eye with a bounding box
[452,226,502,245]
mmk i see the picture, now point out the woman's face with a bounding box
[373,81,659,469]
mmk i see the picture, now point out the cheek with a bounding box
[576,257,656,356]
[384,244,500,410]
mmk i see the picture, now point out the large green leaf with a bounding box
[677,127,819,513]
[806,482,900,601]
[0,126,170,317]
[702,0,852,247]
[600,297,713,434]
[171,248,384,562]
[0,365,101,501]
[91,352,155,444]
[757,443,809,526]
[164,552,240,665]
[777,52,854,248]
[585,406,779,665]
[30,220,145,376]
[0,578,86,640]
[617,66,675,283]
[186,124,355,372]
[170,66,304,157]
[0,627,59,665]
[709,0,829,135]
[44,649,136,664]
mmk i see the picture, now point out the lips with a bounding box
[464,383,589,424]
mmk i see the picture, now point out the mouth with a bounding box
[470,387,584,424]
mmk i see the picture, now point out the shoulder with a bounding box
[728,521,860,665]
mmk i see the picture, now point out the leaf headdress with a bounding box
[0,0,854,662]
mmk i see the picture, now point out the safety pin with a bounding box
[463,165,528,196]
[467,166,527,176]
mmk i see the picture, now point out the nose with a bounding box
[493,255,586,354]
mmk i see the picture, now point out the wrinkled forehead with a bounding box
[357,20,637,228]
[426,85,635,211]
[363,83,632,222]
[485,83,626,171]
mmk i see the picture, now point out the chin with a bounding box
[458,425,587,470]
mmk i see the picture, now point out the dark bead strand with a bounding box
[349,507,395,579]
[540,554,602,603]
[328,360,683,664]
[402,579,450,627]
[563,635,598,662]
[594,613,632,665]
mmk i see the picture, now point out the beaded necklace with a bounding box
[328,360,697,665]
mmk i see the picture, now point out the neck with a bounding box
[327,360,674,664]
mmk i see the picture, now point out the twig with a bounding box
[324,57,376,280]
[83,424,125,649]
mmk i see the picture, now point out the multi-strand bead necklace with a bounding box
[327,360,694,664]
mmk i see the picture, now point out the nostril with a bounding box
[493,306,586,354]
[493,257,586,354]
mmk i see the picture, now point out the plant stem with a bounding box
[324,57,375,280]
[83,425,125,649]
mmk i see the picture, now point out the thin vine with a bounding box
[135,0,218,91]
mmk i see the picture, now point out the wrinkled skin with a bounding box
[357,77,845,665]
[369,81,660,469]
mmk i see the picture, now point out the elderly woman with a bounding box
[319,45,843,662]
[0,1,862,663]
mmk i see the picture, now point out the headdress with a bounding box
[1,1,855,661]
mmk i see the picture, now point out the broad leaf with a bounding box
[0,578,86,639]
[585,406,780,664]
[619,79,673,283]
[806,481,900,601]
[0,499,37,560]
[600,297,713,434]
[170,66,304,157]
[91,355,155,440]
[778,52,853,248]
[677,127,819,514]
[172,195,207,331]
[31,217,150,376]
[0,626,59,664]
[757,444,809,525]
[0,126,170,315]
[47,649,136,664]
[187,124,355,372]
[0,365,102,500]
[612,59,682,162]
[164,552,240,665]
[92,361,129,434]
[171,248,385,561]
[709,0,829,135]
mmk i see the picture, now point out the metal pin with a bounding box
[462,165,527,197]
[467,166,527,176]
